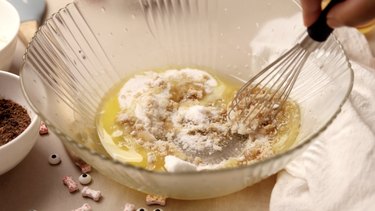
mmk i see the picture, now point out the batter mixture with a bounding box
[96,68,300,172]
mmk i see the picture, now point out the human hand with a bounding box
[301,0,375,28]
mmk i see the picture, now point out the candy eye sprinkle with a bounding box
[153,208,164,211]
[48,153,61,165]
[136,208,148,211]
[79,173,92,185]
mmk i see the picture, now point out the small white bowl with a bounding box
[0,71,40,175]
[0,0,20,71]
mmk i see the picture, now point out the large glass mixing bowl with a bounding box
[20,0,353,200]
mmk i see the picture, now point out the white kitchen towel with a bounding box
[269,30,375,210]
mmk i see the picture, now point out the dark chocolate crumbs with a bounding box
[0,99,31,146]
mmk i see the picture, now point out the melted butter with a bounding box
[96,68,300,171]
[272,100,301,153]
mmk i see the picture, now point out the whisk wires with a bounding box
[228,36,319,123]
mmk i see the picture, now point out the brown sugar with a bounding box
[0,99,31,146]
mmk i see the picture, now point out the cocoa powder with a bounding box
[0,99,31,146]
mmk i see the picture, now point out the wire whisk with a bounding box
[228,0,343,124]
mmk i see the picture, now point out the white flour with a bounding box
[114,68,282,171]
[118,68,226,155]
[172,105,230,155]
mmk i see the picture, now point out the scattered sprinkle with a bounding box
[79,173,92,185]
[62,176,79,193]
[39,121,48,135]
[48,153,61,165]
[145,195,167,206]
[74,159,92,173]
[71,203,92,211]
[123,203,136,211]
[82,186,102,201]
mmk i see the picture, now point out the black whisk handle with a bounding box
[307,0,345,42]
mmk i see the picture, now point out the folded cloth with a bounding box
[270,29,375,211]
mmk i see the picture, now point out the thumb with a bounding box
[327,0,375,28]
